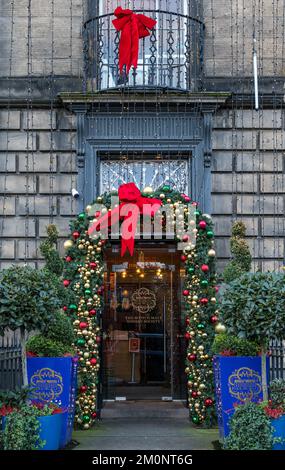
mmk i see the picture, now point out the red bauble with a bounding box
[97,287,104,295]
[185,317,190,325]
[191,391,198,398]
[210,315,218,324]
[72,231,80,240]
[90,262,97,269]
[188,353,196,362]
[184,196,191,203]
[63,306,68,311]
[204,398,213,407]
[182,234,189,242]
[63,279,70,287]
[215,286,219,293]
[89,309,96,317]
[181,255,187,262]
[65,256,72,262]
[201,264,209,272]
[96,336,101,343]
[199,220,207,230]
[185,332,191,340]
[80,385,87,393]
[79,322,88,329]
[91,412,97,419]
[183,289,190,296]
[95,211,101,218]
[200,298,209,305]
[90,358,97,366]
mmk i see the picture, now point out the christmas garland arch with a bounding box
[63,185,219,428]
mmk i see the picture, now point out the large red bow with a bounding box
[88,183,162,257]
[112,7,157,74]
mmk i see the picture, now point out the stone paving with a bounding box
[73,418,219,450]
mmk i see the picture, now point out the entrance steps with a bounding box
[101,400,188,419]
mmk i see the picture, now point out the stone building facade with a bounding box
[0,0,284,272]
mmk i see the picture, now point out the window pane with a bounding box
[100,158,190,194]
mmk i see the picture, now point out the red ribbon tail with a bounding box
[121,237,135,257]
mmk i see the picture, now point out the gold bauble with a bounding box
[83,424,90,429]
[78,244,84,250]
[215,323,226,334]
[64,240,73,250]
[97,196,103,202]
[143,186,153,194]
[199,383,206,390]
[210,297,217,303]
[208,249,216,257]
[86,204,92,212]
[160,193,165,199]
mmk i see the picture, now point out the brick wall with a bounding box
[212,108,285,272]
[0,108,78,267]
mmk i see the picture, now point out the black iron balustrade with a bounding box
[83,10,205,92]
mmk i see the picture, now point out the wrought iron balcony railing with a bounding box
[83,10,205,92]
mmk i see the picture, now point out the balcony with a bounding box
[83,9,205,92]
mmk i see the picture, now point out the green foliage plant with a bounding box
[212,333,260,357]
[0,266,61,385]
[224,402,273,450]
[220,272,285,401]
[223,221,252,283]
[26,334,75,357]
[270,379,285,410]
[2,404,45,450]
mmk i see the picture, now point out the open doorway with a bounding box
[102,242,186,401]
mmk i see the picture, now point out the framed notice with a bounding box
[129,338,140,353]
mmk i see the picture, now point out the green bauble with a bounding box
[162,185,170,192]
[77,338,86,346]
[200,280,208,287]
[78,213,85,220]
[69,304,77,310]
[188,374,194,381]
[206,230,214,238]
[194,210,201,217]
[197,323,205,330]
[187,267,195,274]
[192,415,199,424]
[83,415,90,423]
[85,289,91,295]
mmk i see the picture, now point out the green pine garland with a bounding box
[63,185,218,428]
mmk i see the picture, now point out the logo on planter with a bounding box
[30,368,64,402]
[228,367,262,402]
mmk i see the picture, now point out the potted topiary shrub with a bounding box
[213,272,285,440]
[0,266,61,386]
[26,310,77,449]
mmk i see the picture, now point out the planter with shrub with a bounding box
[212,333,267,439]
[1,400,66,451]
[224,401,274,450]
[26,310,77,448]
[264,379,285,450]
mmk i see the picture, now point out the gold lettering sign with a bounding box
[131,287,156,314]
[228,367,262,402]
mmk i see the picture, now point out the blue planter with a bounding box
[37,413,63,450]
[27,357,78,448]
[213,355,269,440]
[272,415,285,450]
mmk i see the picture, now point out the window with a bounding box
[99,156,190,194]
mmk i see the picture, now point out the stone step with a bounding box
[101,400,189,419]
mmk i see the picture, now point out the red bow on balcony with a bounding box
[112,7,157,74]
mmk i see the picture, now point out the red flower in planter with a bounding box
[0,405,15,416]
[264,405,284,419]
